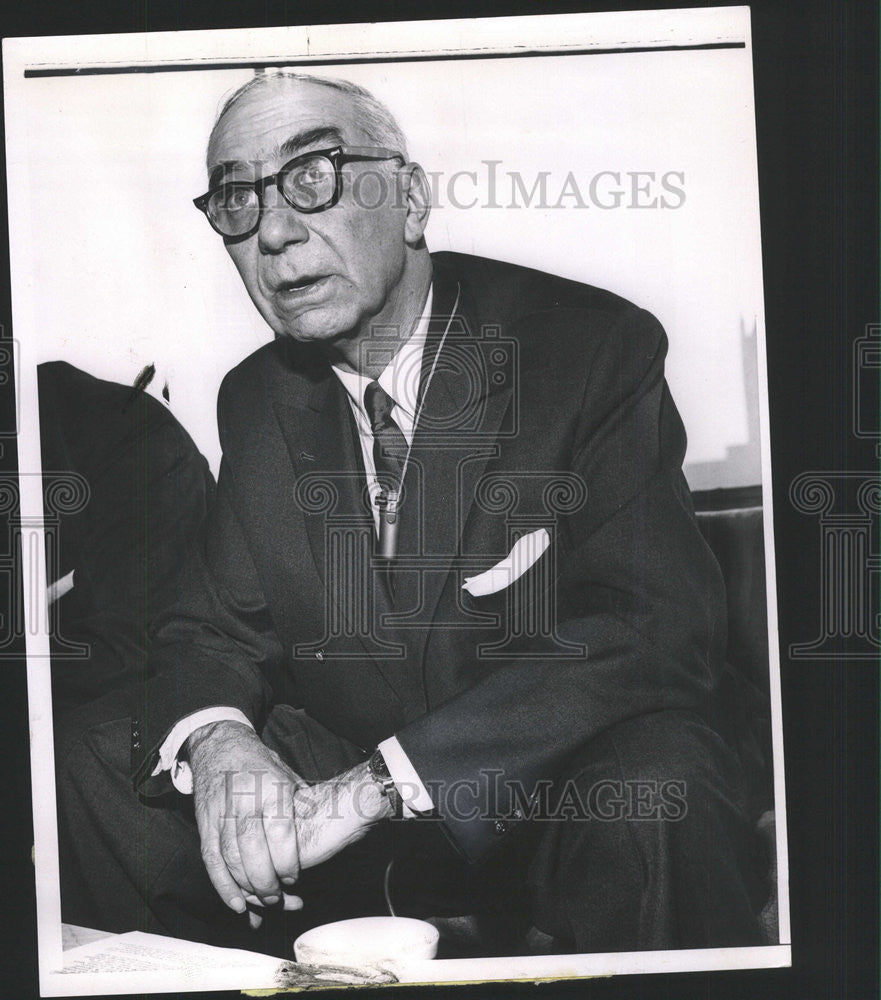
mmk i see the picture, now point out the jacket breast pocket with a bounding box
[458,527,555,622]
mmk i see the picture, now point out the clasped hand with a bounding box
[187,720,391,921]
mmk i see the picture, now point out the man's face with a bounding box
[208,80,411,345]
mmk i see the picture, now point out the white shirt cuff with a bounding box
[152,708,254,794]
[378,735,435,816]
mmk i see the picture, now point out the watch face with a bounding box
[370,749,391,782]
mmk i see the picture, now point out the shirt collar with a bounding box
[331,285,433,420]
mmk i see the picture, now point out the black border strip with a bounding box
[22,41,746,78]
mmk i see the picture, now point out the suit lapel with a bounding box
[273,371,368,588]
[393,262,514,651]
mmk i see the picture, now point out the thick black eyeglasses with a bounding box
[193,145,404,241]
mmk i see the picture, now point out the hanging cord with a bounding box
[383,859,397,917]
[389,282,461,492]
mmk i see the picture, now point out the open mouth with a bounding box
[275,274,328,295]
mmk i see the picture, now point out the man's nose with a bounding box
[257,188,309,253]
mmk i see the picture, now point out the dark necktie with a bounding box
[364,381,409,562]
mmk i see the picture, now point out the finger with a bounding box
[194,786,250,913]
[199,835,247,914]
[236,812,282,904]
[263,812,300,885]
[245,891,304,910]
[218,818,257,897]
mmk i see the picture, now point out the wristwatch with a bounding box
[367,748,402,818]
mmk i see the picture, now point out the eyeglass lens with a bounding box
[207,153,337,236]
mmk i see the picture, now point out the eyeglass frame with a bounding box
[193,145,406,241]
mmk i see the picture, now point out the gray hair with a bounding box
[207,71,409,166]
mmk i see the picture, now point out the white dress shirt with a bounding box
[331,289,430,533]
[154,289,436,816]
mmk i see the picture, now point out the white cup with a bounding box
[293,916,439,968]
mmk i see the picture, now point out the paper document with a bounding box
[59,931,286,993]
[57,930,400,995]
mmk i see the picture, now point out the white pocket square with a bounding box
[462,528,550,598]
[47,569,75,606]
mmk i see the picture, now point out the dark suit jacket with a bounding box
[38,361,215,712]
[135,253,726,863]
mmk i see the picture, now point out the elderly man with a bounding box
[57,72,764,956]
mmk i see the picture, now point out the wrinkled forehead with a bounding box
[206,80,365,180]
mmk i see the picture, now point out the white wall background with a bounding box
[19,45,764,488]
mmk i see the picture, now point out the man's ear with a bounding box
[399,163,431,245]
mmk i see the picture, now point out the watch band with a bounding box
[368,748,402,818]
